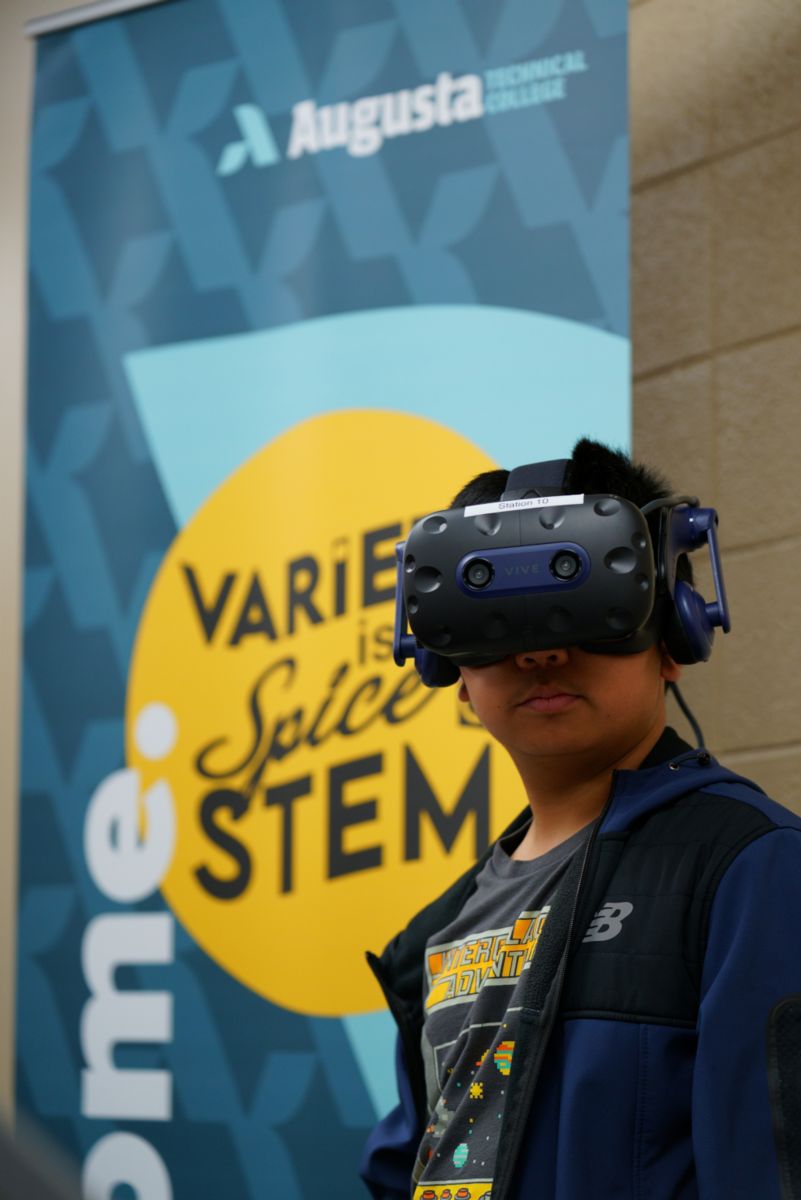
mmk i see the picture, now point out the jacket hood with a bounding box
[600,726,765,836]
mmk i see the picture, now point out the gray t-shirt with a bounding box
[412,821,592,1199]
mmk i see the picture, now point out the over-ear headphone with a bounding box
[645,496,730,666]
[393,459,731,686]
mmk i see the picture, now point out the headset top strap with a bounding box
[502,458,570,500]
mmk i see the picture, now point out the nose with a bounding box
[514,646,569,669]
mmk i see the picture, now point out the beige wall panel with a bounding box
[633,361,726,754]
[1,2,34,1125]
[708,0,801,157]
[712,129,801,348]
[630,0,710,185]
[719,746,801,816]
[631,167,712,376]
[716,330,801,546]
[633,360,716,501]
[709,541,801,753]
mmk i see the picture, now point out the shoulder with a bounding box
[596,762,801,955]
[564,769,801,1020]
[671,775,801,880]
[630,764,801,853]
[688,775,801,833]
[626,770,801,939]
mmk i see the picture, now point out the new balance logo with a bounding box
[582,901,633,943]
[217,105,281,176]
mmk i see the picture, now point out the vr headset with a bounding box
[393,457,730,688]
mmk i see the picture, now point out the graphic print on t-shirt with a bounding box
[414,1183,493,1199]
[413,906,551,1199]
[413,819,594,1199]
[425,906,550,1012]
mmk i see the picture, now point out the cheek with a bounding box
[459,668,507,710]
[611,666,664,714]
[465,685,501,720]
[459,681,511,735]
[587,660,663,717]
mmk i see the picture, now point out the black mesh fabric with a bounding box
[768,996,801,1199]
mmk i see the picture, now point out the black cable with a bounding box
[640,493,698,516]
[667,680,705,749]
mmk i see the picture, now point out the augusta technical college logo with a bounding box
[126,411,527,1016]
[216,50,589,172]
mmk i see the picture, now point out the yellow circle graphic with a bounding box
[126,410,526,1016]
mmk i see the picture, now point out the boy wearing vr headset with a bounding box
[361,440,801,1200]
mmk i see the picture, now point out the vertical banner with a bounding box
[19,1,628,1196]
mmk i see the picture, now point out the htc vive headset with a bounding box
[393,457,730,688]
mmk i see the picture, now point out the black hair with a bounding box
[450,438,693,585]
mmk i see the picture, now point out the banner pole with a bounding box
[25,0,168,38]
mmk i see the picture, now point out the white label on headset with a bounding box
[464,494,585,517]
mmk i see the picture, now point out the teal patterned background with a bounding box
[20,1,628,1194]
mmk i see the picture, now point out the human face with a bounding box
[457,644,682,774]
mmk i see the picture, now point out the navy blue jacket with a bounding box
[361,729,801,1199]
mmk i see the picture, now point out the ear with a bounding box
[659,644,682,684]
[457,677,470,703]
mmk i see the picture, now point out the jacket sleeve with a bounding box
[360,1034,423,1199]
[693,825,801,1200]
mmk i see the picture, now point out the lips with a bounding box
[517,687,579,714]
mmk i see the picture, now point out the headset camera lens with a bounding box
[463,558,493,589]
[550,551,581,581]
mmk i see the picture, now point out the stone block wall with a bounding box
[630,0,801,807]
